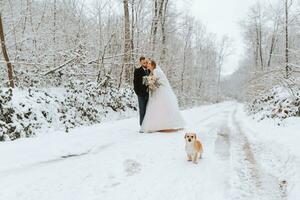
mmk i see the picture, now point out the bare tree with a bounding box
[285,0,291,78]
[119,0,132,88]
[216,36,233,102]
[254,3,264,70]
[181,16,193,92]
[53,0,57,68]
[160,0,168,65]
[231,0,300,101]
[150,0,159,55]
[0,13,14,88]
[267,15,279,67]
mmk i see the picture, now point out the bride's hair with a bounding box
[150,60,156,69]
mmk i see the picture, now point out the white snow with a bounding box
[0,102,299,200]
[237,108,300,200]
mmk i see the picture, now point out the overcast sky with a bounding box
[186,0,274,75]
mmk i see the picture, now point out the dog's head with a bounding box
[184,133,197,143]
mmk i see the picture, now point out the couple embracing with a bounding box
[133,56,185,133]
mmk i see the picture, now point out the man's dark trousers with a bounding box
[134,66,150,126]
[138,95,148,125]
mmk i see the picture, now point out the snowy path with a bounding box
[0,102,292,200]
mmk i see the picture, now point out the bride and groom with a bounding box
[133,56,185,133]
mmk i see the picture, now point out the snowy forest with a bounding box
[228,0,300,99]
[0,0,234,140]
[1,0,299,140]
[0,0,300,199]
[0,0,225,97]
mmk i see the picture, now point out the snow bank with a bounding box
[238,107,300,200]
[0,76,137,141]
[247,85,300,122]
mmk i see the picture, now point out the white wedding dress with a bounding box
[141,66,185,132]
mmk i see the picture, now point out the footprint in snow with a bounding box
[123,159,142,176]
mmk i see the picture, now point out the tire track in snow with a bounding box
[214,125,231,161]
[230,107,285,200]
[103,106,235,200]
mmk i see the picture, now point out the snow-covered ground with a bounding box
[0,102,299,200]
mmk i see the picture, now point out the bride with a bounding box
[141,60,185,133]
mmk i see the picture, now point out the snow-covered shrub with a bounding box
[97,75,137,111]
[0,88,61,141]
[0,76,137,141]
[0,88,14,140]
[248,86,300,122]
[60,76,137,132]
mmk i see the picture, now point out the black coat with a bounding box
[133,66,149,97]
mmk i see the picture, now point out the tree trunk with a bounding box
[160,0,168,65]
[258,20,264,70]
[150,0,159,55]
[267,19,278,67]
[253,4,264,71]
[256,5,264,70]
[53,0,57,68]
[181,24,192,92]
[254,23,259,70]
[119,0,132,88]
[131,0,135,55]
[285,0,290,78]
[0,14,15,88]
[216,64,221,103]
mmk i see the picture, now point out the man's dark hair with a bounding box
[139,56,146,62]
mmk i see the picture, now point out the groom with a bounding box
[133,56,150,127]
